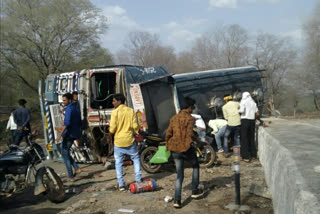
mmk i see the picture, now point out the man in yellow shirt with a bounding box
[109,94,142,191]
[222,94,241,157]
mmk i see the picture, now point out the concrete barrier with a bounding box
[258,123,320,214]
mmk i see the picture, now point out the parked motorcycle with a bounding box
[138,131,216,174]
[0,133,65,203]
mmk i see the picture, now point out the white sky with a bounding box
[91,0,318,54]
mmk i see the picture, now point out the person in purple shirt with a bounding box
[13,99,31,146]
[55,93,82,182]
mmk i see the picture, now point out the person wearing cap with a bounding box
[222,94,241,157]
[13,99,31,146]
[239,92,259,162]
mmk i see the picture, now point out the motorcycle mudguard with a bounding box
[34,167,49,195]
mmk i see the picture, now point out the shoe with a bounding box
[75,169,82,174]
[217,149,224,153]
[191,189,204,199]
[119,186,127,192]
[173,200,182,208]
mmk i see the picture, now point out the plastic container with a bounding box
[129,179,157,194]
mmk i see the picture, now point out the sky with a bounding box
[91,0,319,54]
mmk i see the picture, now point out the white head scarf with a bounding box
[242,92,251,101]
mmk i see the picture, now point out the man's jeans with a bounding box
[172,146,199,201]
[114,142,142,187]
[223,125,240,154]
[10,130,17,144]
[214,125,227,150]
[61,138,79,178]
[14,129,29,146]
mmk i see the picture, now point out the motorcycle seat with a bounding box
[9,145,28,152]
[145,134,164,142]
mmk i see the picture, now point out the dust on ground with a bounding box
[0,153,273,214]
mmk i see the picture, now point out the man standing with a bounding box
[109,94,142,191]
[166,97,204,209]
[14,99,31,146]
[55,93,82,182]
[222,94,241,157]
[239,92,259,162]
[208,118,227,153]
[6,108,17,143]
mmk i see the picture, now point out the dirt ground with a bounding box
[0,152,273,214]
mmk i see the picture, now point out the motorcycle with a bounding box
[0,132,65,203]
[138,131,216,174]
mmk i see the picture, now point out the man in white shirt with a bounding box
[238,92,259,162]
[208,118,227,153]
[6,108,17,143]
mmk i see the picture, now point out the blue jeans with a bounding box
[215,125,227,150]
[10,130,17,143]
[172,147,199,201]
[61,138,79,178]
[223,125,240,154]
[14,129,29,146]
[114,142,142,187]
[196,128,206,142]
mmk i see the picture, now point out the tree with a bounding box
[0,0,108,96]
[174,51,198,74]
[117,30,177,72]
[72,41,113,70]
[249,33,297,114]
[302,2,320,110]
[191,24,249,70]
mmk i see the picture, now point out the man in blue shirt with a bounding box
[13,99,31,146]
[55,93,82,182]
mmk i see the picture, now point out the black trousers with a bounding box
[240,119,256,159]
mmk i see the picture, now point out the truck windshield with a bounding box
[90,72,116,109]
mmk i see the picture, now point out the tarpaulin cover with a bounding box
[124,66,170,84]
[173,66,263,121]
[139,78,176,136]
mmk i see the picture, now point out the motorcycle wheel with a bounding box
[197,143,216,168]
[140,146,162,174]
[42,167,65,203]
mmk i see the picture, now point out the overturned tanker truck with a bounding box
[42,65,264,162]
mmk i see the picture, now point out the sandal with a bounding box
[68,177,75,182]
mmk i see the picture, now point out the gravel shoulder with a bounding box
[0,153,273,214]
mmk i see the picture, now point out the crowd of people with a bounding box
[5,91,261,209]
